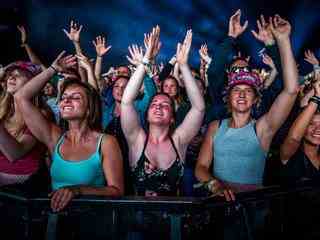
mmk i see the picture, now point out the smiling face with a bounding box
[162,77,178,98]
[59,84,89,121]
[43,82,55,97]
[147,94,174,126]
[6,69,30,94]
[304,114,320,146]
[112,77,128,103]
[228,84,257,113]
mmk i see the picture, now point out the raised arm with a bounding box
[207,9,248,103]
[304,49,319,70]
[121,27,160,144]
[76,53,99,91]
[63,20,87,82]
[280,79,320,163]
[93,35,111,82]
[174,30,205,146]
[17,25,46,71]
[14,52,77,151]
[262,53,278,89]
[199,44,212,88]
[257,15,299,149]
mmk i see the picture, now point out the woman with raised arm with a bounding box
[15,52,124,212]
[0,62,45,186]
[121,27,205,196]
[195,15,299,200]
[280,75,320,183]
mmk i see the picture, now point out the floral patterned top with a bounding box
[131,134,184,196]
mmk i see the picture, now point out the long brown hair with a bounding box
[0,68,40,139]
[59,79,102,132]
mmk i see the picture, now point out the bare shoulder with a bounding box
[207,120,220,136]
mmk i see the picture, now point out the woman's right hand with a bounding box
[209,179,236,202]
[49,187,80,212]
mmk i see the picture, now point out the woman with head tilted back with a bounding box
[195,15,299,201]
[121,27,205,196]
[0,61,44,186]
[15,52,124,212]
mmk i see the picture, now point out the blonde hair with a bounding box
[0,92,26,139]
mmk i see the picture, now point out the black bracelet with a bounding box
[49,65,58,73]
[309,96,320,105]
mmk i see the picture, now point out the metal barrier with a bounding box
[0,180,319,240]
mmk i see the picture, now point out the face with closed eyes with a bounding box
[228,84,257,113]
[6,69,30,94]
[59,84,89,120]
[147,94,174,126]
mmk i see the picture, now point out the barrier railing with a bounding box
[0,180,319,240]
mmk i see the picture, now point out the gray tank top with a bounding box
[213,119,267,185]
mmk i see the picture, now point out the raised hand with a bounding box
[270,15,291,41]
[126,44,144,66]
[51,51,77,72]
[144,26,161,61]
[63,20,83,43]
[262,54,276,69]
[228,9,248,38]
[313,74,320,97]
[199,44,212,64]
[93,35,111,57]
[176,29,192,65]
[143,26,161,61]
[251,15,275,45]
[17,25,27,46]
[304,50,319,66]
[76,53,94,71]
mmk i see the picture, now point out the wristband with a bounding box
[50,65,58,73]
[309,96,320,105]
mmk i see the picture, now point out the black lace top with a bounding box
[131,134,184,196]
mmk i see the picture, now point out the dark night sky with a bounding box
[0,0,320,74]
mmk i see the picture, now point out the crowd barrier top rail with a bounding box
[0,179,319,213]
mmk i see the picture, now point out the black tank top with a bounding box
[131,134,184,196]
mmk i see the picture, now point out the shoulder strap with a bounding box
[142,134,149,155]
[55,132,66,150]
[96,133,105,153]
[169,136,181,161]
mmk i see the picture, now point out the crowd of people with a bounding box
[0,9,320,240]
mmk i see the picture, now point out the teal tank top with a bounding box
[213,119,267,185]
[50,133,106,190]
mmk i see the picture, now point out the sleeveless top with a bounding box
[132,135,184,196]
[281,146,320,183]
[0,127,44,175]
[213,119,267,185]
[50,133,105,190]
